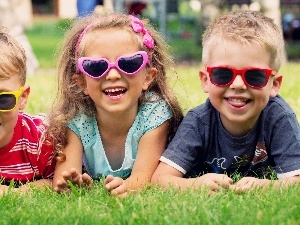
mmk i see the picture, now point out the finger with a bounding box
[218,177,233,189]
[205,182,219,191]
[105,178,124,191]
[110,185,127,196]
[55,179,70,193]
[234,179,254,190]
[104,175,114,185]
[82,173,93,188]
[70,168,81,184]
[61,171,72,181]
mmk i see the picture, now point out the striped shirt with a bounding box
[0,113,56,185]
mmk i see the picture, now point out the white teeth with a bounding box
[228,98,248,103]
[104,88,125,93]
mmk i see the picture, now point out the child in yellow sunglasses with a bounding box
[0,26,56,195]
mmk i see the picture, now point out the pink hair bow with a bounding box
[130,15,154,50]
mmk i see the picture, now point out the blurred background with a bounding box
[1,0,299,73]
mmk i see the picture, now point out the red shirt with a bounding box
[0,113,56,184]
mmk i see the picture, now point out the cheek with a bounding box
[207,83,224,95]
[84,79,100,95]
[0,111,19,127]
[251,89,271,106]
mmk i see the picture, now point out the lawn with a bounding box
[2,17,298,225]
[1,183,300,225]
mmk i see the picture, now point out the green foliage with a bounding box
[285,43,300,61]
[1,182,300,225]
[25,18,72,69]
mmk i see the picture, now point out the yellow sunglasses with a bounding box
[0,86,24,112]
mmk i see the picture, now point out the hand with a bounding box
[104,175,128,197]
[230,177,269,193]
[54,168,93,193]
[0,185,9,195]
[196,173,233,193]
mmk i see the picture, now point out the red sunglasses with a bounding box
[206,66,277,89]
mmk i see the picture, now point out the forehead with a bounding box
[208,39,271,68]
[0,75,22,91]
[81,28,141,57]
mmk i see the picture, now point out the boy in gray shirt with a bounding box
[152,10,300,193]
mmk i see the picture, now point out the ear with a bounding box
[199,69,209,93]
[142,67,158,90]
[270,74,282,97]
[72,74,88,95]
[19,85,30,110]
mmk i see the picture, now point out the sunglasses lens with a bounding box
[211,68,234,85]
[82,60,108,77]
[0,94,16,110]
[245,70,267,87]
[118,54,144,74]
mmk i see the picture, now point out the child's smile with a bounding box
[103,87,127,99]
[202,39,278,135]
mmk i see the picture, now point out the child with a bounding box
[0,27,56,194]
[152,10,300,193]
[47,13,183,197]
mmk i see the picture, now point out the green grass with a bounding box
[1,181,300,225]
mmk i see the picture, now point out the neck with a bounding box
[96,107,138,136]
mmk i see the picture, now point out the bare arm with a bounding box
[230,175,300,192]
[105,121,170,197]
[0,179,52,195]
[151,162,233,192]
[53,128,87,193]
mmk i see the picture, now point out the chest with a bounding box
[101,131,127,170]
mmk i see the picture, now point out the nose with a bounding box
[229,74,247,90]
[105,67,121,81]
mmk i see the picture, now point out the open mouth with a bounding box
[226,98,251,108]
[103,88,127,97]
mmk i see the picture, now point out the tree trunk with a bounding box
[258,0,287,63]
[196,0,224,45]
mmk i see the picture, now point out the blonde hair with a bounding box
[202,10,284,71]
[0,26,26,85]
[47,13,183,158]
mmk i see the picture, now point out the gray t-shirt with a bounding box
[161,95,300,179]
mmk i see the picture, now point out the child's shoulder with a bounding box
[139,92,171,115]
[18,112,48,134]
[265,95,295,115]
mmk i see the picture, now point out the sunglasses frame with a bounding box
[77,51,149,79]
[206,66,277,89]
[0,86,24,112]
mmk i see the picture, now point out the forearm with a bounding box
[17,179,52,193]
[125,172,152,191]
[151,172,204,191]
[271,175,300,188]
[232,175,300,192]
